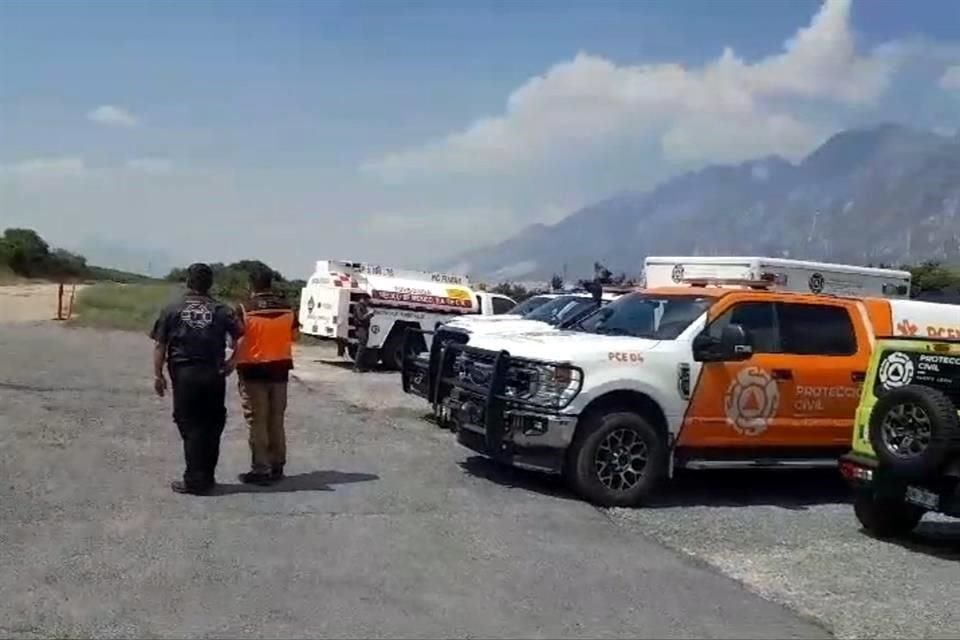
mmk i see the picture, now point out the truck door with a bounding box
[680,298,797,448]
[773,300,867,447]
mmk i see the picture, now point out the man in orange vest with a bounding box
[232,267,300,485]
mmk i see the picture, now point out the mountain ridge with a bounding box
[439,123,960,281]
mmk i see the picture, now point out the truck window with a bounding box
[777,303,857,356]
[507,295,550,316]
[492,296,515,315]
[526,296,587,324]
[707,302,780,353]
[578,293,711,339]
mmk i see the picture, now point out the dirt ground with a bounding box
[0,283,82,324]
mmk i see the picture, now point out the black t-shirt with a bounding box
[151,293,243,371]
[235,291,300,383]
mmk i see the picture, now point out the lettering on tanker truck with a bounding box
[357,264,396,277]
[372,289,473,309]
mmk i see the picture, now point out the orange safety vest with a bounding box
[235,303,295,365]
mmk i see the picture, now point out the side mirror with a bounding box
[693,323,753,362]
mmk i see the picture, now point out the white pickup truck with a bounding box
[434,257,923,507]
[401,290,624,422]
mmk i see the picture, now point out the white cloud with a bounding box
[87,105,141,128]
[941,65,960,92]
[365,0,918,179]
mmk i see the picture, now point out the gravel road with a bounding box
[607,471,959,640]
[0,323,826,639]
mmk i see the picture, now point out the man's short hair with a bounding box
[249,267,273,291]
[186,263,214,294]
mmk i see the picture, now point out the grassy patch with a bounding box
[71,283,181,332]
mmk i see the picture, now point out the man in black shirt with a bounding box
[151,263,243,495]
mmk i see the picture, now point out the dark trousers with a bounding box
[171,365,227,489]
[354,328,370,371]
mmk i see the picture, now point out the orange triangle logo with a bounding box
[742,389,761,411]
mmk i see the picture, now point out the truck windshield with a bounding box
[576,293,713,339]
[507,295,551,316]
[525,296,600,325]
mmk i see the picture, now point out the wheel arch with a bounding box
[380,319,427,370]
[576,389,670,442]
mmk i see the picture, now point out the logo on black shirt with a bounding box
[180,301,214,329]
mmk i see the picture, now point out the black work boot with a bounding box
[171,480,213,495]
[270,465,285,481]
[238,471,273,486]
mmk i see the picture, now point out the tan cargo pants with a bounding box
[238,379,288,474]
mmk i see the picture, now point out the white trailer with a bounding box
[298,260,516,369]
[644,256,912,298]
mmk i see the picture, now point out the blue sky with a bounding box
[1,0,959,277]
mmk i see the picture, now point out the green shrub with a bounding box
[71,283,180,332]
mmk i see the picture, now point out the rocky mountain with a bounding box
[440,124,960,281]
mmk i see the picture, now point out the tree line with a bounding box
[164,261,306,306]
[0,228,90,280]
[4,227,959,305]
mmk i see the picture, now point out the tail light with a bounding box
[839,460,873,482]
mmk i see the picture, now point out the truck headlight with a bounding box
[507,362,582,409]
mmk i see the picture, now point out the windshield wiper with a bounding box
[595,327,634,336]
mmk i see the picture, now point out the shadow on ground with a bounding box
[861,520,960,561]
[311,359,395,374]
[459,456,852,510]
[647,467,852,510]
[459,456,577,501]
[212,470,379,495]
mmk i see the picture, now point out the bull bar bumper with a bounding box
[437,343,580,474]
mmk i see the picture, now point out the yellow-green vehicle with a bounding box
[839,336,960,538]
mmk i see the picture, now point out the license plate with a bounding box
[905,486,939,510]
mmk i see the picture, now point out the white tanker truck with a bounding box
[298,260,517,370]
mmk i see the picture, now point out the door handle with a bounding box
[851,371,866,383]
[771,368,793,380]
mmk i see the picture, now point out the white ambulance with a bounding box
[298,260,516,370]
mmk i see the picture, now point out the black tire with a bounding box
[566,410,668,507]
[381,337,402,371]
[381,325,426,371]
[867,385,960,481]
[853,490,923,539]
[380,329,406,371]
